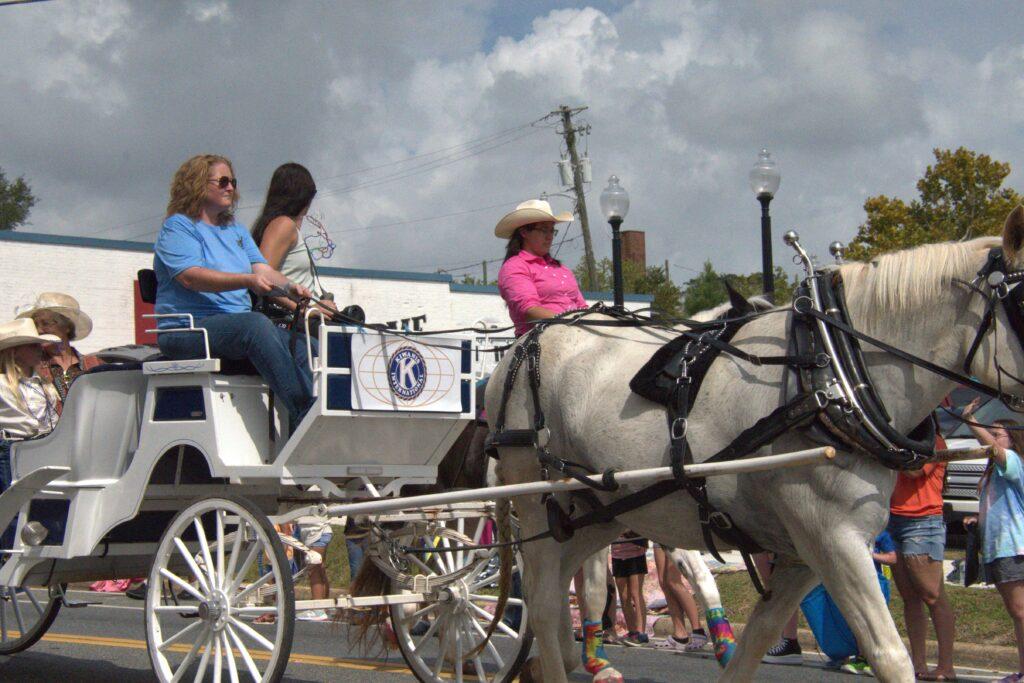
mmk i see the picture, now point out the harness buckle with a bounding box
[815,353,831,368]
[792,295,814,315]
[707,511,733,531]
[671,417,688,440]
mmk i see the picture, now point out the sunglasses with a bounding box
[209,176,238,189]
[527,225,558,236]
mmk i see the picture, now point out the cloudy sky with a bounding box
[2,0,1023,285]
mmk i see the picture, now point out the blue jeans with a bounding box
[0,441,15,551]
[346,537,366,580]
[158,312,315,426]
[887,513,946,562]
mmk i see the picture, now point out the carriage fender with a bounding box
[0,466,71,540]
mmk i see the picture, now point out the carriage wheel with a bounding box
[145,495,295,683]
[387,514,532,683]
[0,581,63,654]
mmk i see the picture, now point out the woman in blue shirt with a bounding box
[963,398,1024,683]
[154,154,315,428]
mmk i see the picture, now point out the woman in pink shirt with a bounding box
[495,199,588,336]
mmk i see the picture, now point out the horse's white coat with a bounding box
[488,210,1024,683]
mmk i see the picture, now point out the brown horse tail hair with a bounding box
[339,545,390,654]
[467,496,513,659]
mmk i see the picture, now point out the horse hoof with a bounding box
[519,656,543,683]
[594,667,624,683]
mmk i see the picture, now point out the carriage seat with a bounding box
[137,268,260,376]
[13,367,147,483]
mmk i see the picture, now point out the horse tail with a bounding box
[342,546,390,653]
[467,496,513,658]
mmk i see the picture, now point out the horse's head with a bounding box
[963,206,1024,404]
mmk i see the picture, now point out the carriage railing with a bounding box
[143,312,220,373]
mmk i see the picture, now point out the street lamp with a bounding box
[749,148,781,301]
[600,175,630,309]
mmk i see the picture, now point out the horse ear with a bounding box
[722,278,754,315]
[1002,205,1024,265]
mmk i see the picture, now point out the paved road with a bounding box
[0,590,1004,681]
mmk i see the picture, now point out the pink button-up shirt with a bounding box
[497,250,588,336]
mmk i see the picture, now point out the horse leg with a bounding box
[807,534,915,683]
[578,548,623,683]
[518,537,571,683]
[718,559,816,683]
[670,548,736,667]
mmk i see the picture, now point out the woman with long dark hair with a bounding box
[252,163,334,319]
[495,199,585,336]
[962,398,1024,683]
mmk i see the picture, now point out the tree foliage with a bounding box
[573,258,684,319]
[682,260,796,316]
[846,147,1023,261]
[0,168,36,231]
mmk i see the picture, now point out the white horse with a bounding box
[488,207,1024,683]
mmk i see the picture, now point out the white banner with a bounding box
[349,332,465,412]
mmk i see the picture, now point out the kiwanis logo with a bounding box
[387,346,427,400]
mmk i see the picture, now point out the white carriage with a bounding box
[0,312,532,683]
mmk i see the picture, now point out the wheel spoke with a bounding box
[22,587,45,618]
[432,621,452,678]
[10,591,25,634]
[467,602,517,638]
[231,570,276,606]
[158,620,206,652]
[462,615,489,683]
[404,601,440,624]
[216,510,226,589]
[172,537,211,594]
[440,536,456,574]
[456,518,465,569]
[213,628,223,683]
[154,604,201,615]
[159,567,207,603]
[226,623,262,683]
[228,616,276,651]
[169,625,208,683]
[221,631,239,683]
[193,517,218,589]
[225,540,261,596]
[192,630,214,683]
[223,522,246,592]
[0,594,7,642]
[412,611,443,653]
[406,552,437,577]
[466,611,504,670]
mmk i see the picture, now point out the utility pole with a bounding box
[556,105,598,291]
[482,260,488,285]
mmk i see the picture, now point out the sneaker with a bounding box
[602,629,620,645]
[409,619,431,636]
[762,637,802,665]
[840,657,872,676]
[995,674,1023,683]
[622,631,650,647]
[125,582,147,601]
[685,631,709,652]
[297,609,329,622]
[652,635,689,653]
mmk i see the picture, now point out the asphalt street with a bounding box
[0,590,1004,682]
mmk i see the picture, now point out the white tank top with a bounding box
[278,222,318,293]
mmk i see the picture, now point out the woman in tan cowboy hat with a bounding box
[0,318,60,547]
[17,292,102,407]
[495,199,587,336]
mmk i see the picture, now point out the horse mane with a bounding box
[838,236,1000,332]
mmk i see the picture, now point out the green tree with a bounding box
[573,258,684,319]
[681,260,796,316]
[847,147,1023,261]
[0,168,36,231]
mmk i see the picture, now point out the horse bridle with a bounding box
[962,247,1024,398]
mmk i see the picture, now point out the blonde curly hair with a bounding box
[165,154,239,226]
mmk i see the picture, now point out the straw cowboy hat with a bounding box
[17,292,93,341]
[0,318,60,353]
[494,199,574,239]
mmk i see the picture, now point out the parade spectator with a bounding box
[296,518,333,622]
[18,292,102,412]
[153,154,315,431]
[888,430,955,681]
[758,551,803,665]
[0,319,59,549]
[611,531,649,646]
[495,199,586,337]
[652,545,708,652]
[962,399,1024,683]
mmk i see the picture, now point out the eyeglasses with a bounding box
[527,225,558,237]
[208,176,238,189]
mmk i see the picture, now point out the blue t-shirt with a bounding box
[873,531,896,573]
[979,449,1024,563]
[153,214,267,327]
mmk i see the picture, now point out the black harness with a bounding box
[484,246,1024,596]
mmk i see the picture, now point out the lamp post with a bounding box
[600,175,630,310]
[749,148,781,301]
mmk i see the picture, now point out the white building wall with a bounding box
[0,234,648,354]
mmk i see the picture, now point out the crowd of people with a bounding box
[0,157,1022,681]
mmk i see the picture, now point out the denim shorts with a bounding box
[887,513,946,562]
[987,555,1024,585]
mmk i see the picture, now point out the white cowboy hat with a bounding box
[0,318,60,353]
[17,292,93,341]
[494,199,574,239]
